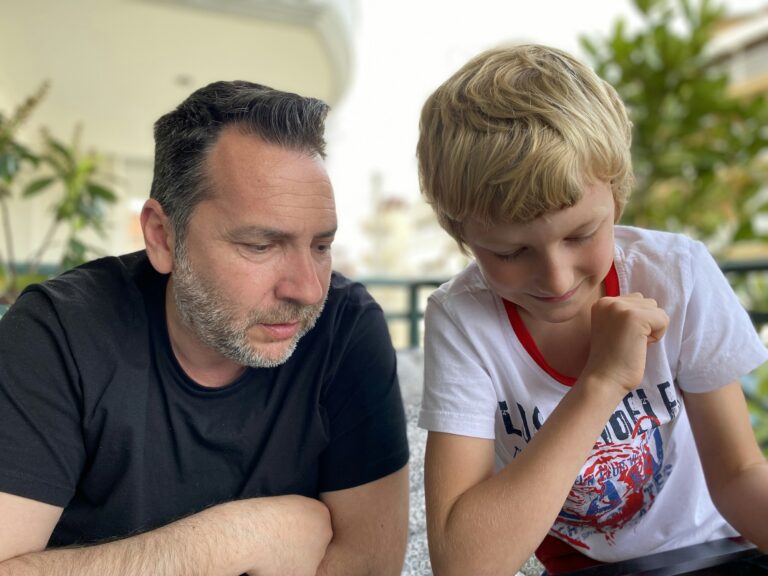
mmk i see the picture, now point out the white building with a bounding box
[0,0,356,265]
[710,6,768,96]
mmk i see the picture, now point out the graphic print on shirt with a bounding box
[497,381,679,550]
[554,414,672,550]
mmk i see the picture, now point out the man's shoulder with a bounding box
[28,250,147,294]
[326,271,381,313]
[1,253,159,400]
[298,271,391,358]
[14,251,156,331]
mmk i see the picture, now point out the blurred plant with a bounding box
[581,0,768,452]
[743,360,768,449]
[0,83,47,297]
[26,127,117,271]
[580,0,768,309]
[0,84,117,302]
[580,0,768,252]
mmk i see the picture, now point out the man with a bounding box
[0,81,410,575]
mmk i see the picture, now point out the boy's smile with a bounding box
[531,285,581,303]
[464,180,616,327]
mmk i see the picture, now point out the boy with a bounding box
[416,44,768,575]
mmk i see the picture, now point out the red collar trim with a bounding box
[503,263,619,387]
[603,260,619,298]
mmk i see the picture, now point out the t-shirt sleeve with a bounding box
[418,295,499,439]
[0,290,85,506]
[317,303,409,493]
[677,240,768,392]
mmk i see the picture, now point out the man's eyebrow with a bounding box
[315,227,338,238]
[225,225,337,241]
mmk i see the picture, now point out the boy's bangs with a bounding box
[479,144,586,227]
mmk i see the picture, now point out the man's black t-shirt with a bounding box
[0,252,408,546]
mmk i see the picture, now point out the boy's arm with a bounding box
[686,381,768,550]
[425,374,629,575]
[0,493,332,576]
[316,465,409,576]
[424,294,669,576]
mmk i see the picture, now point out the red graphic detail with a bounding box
[555,414,665,548]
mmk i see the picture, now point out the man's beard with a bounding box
[171,245,326,368]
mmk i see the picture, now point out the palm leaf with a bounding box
[22,176,56,197]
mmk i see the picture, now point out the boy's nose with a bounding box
[538,252,574,297]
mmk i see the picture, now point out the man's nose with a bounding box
[275,250,325,305]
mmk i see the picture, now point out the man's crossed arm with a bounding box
[0,465,409,576]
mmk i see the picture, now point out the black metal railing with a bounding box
[3,260,768,346]
[718,260,768,450]
[362,260,768,450]
[359,277,445,349]
[720,259,768,329]
[2,260,768,449]
[363,259,768,349]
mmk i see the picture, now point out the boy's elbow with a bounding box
[428,532,467,576]
[428,537,526,576]
[431,557,525,576]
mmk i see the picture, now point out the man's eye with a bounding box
[242,244,271,253]
[315,243,333,254]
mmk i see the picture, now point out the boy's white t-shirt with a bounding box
[419,226,768,562]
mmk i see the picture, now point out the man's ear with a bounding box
[141,199,175,274]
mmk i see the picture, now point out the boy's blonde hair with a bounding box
[417,44,633,252]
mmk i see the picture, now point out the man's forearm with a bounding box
[0,495,333,576]
[0,500,256,576]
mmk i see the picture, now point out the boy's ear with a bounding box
[141,199,175,274]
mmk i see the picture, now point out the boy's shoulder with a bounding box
[615,225,695,249]
[615,226,702,266]
[431,261,490,303]
[614,226,713,298]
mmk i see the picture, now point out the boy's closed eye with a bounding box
[566,231,597,245]
[493,248,527,261]
[492,231,597,261]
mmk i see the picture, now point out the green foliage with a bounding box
[27,128,118,272]
[744,361,768,449]
[0,83,48,301]
[581,0,768,453]
[0,84,46,189]
[580,0,768,249]
[0,85,117,302]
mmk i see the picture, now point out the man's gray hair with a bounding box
[150,80,330,244]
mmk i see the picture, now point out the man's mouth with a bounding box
[257,321,301,340]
